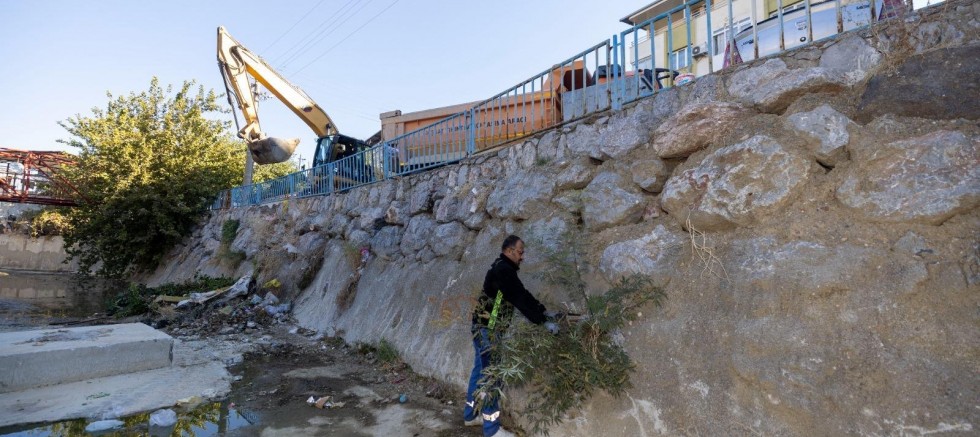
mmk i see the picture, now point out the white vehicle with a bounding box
[725,0,898,65]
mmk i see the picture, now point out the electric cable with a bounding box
[275,0,371,68]
[271,0,362,65]
[261,0,329,53]
[278,0,372,68]
[292,0,401,75]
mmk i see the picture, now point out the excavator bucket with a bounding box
[248,137,300,165]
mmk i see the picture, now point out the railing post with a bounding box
[466,109,476,155]
[706,0,714,73]
[612,34,622,111]
[752,0,760,60]
[685,4,693,74]
[805,0,813,45]
[381,145,389,181]
[776,0,785,53]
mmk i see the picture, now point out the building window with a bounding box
[768,1,806,18]
[712,18,752,55]
[669,49,691,70]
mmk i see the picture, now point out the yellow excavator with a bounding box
[216,26,372,177]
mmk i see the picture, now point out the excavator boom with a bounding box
[217,26,338,164]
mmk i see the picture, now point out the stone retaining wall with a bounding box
[149,2,978,435]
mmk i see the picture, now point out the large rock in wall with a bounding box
[147,2,980,435]
[837,130,979,224]
[660,135,814,231]
[858,41,979,122]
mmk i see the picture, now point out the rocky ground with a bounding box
[173,324,482,437]
[152,282,484,436]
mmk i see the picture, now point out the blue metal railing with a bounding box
[210,0,917,210]
[386,112,469,176]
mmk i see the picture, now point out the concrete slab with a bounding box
[0,336,247,427]
[0,323,173,393]
[0,359,232,427]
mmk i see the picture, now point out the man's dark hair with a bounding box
[501,235,522,251]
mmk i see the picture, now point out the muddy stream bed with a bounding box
[0,270,482,437]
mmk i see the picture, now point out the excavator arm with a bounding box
[217,26,338,164]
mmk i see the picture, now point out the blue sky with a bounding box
[0,0,653,167]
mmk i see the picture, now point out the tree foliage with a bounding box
[58,78,290,278]
[252,159,297,184]
[28,208,73,237]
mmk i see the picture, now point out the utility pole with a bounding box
[242,81,262,186]
[244,149,254,185]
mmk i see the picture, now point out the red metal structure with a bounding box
[0,148,83,206]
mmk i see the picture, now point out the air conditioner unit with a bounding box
[692,44,707,57]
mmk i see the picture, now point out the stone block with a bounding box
[652,101,753,159]
[818,35,882,86]
[629,158,670,193]
[581,172,645,231]
[728,59,846,113]
[486,172,555,220]
[837,130,979,224]
[858,45,980,122]
[661,135,812,231]
[785,104,854,166]
[599,224,685,287]
[0,323,173,393]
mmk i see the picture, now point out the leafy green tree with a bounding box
[253,159,297,183]
[58,78,289,278]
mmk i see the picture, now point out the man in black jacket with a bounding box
[463,235,558,437]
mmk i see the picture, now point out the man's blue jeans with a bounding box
[464,327,501,436]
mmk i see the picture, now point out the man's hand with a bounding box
[544,321,559,335]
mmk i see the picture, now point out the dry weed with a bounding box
[685,216,730,282]
[337,279,358,312]
[336,243,370,312]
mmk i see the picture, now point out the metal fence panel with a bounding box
[386,112,468,176]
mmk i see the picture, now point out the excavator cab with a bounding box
[311,134,383,188]
[312,134,372,168]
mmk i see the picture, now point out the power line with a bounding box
[292,70,387,107]
[261,0,329,54]
[293,0,401,75]
[271,0,363,65]
[276,0,373,68]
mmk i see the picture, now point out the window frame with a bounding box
[712,18,753,56]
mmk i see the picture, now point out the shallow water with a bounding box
[0,400,254,437]
[0,270,113,331]
[0,271,263,437]
[0,271,467,436]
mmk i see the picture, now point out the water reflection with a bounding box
[0,270,115,331]
[0,273,257,436]
[0,401,254,437]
